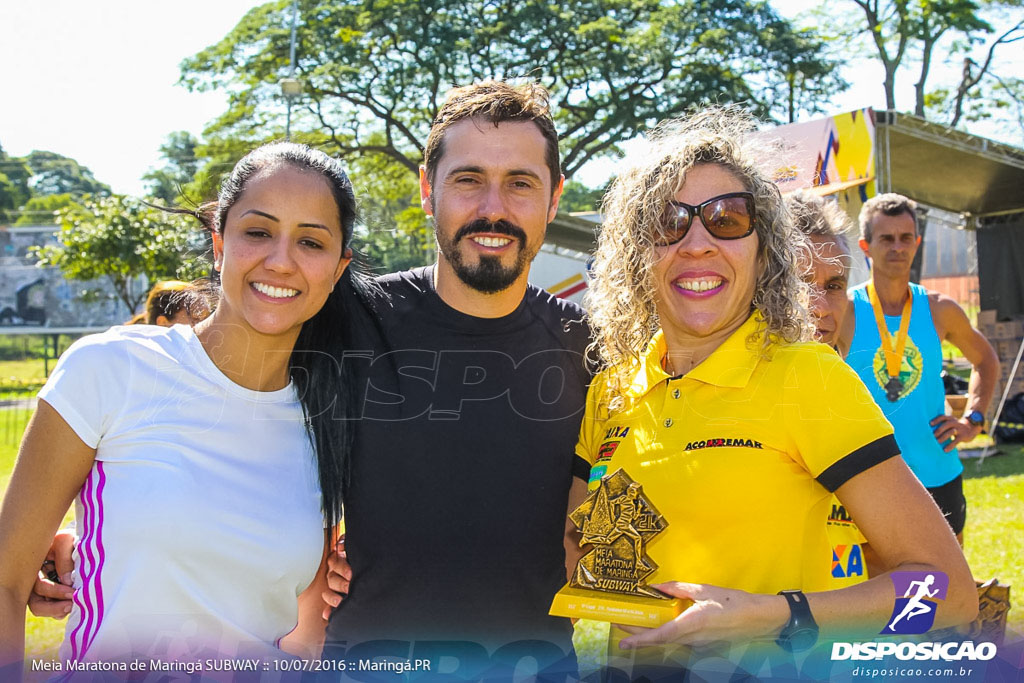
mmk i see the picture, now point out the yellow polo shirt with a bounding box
[577,315,897,597]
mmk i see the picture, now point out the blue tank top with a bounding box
[846,282,962,487]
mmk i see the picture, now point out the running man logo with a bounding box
[831,544,865,579]
[881,571,949,634]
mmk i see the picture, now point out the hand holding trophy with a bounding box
[550,469,689,627]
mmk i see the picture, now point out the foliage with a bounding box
[143,131,201,203]
[30,196,210,314]
[559,180,608,213]
[347,139,435,273]
[0,143,32,224]
[0,143,108,226]
[169,129,435,274]
[0,172,20,224]
[23,150,110,199]
[179,0,844,181]
[13,194,81,227]
[837,0,1023,134]
[926,14,1024,128]
[181,136,257,203]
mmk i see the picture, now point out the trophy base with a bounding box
[549,585,690,627]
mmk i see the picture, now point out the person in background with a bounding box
[788,190,883,580]
[143,280,211,326]
[837,193,1000,544]
[787,190,852,353]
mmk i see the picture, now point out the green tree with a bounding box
[0,171,20,224]
[143,131,201,203]
[346,138,436,273]
[940,16,1024,127]
[180,0,843,181]
[180,136,256,202]
[24,150,111,199]
[559,180,608,213]
[169,129,436,272]
[770,26,850,123]
[13,194,81,227]
[843,0,1021,119]
[31,196,210,314]
[0,143,32,224]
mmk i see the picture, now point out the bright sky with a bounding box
[1,1,1020,198]
[0,0,265,197]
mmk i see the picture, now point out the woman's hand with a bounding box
[27,529,76,618]
[321,536,352,620]
[617,582,787,649]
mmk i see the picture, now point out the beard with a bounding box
[436,218,536,294]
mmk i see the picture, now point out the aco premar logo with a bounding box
[882,571,949,635]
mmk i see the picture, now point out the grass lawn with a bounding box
[961,445,1024,633]
[0,358,49,385]
[2,406,1022,674]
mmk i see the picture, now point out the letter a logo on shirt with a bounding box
[881,571,948,634]
[831,544,864,579]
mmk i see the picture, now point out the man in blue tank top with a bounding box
[838,193,999,543]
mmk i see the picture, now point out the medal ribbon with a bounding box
[866,282,912,381]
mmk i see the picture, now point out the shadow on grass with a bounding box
[962,443,1024,480]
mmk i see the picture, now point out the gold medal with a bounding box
[867,283,912,402]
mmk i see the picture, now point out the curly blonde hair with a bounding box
[586,107,812,408]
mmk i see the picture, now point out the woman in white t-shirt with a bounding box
[0,142,369,670]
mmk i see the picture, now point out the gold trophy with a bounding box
[549,469,689,627]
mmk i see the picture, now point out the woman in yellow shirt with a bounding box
[577,108,976,675]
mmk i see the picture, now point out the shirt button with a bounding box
[664,418,673,427]
[672,389,681,399]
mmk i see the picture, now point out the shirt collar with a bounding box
[627,314,764,399]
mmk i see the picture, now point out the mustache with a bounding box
[454,219,527,245]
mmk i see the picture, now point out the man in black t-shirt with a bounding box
[31,81,593,679]
[322,81,592,677]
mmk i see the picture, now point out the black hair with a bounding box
[157,141,376,529]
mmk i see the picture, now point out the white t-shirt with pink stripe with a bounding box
[38,324,324,663]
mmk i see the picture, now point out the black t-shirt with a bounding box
[325,266,591,656]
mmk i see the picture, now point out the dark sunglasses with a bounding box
[655,191,757,246]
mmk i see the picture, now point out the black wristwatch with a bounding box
[776,590,819,653]
[965,410,985,428]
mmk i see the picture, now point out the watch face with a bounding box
[786,626,819,652]
[968,411,985,425]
